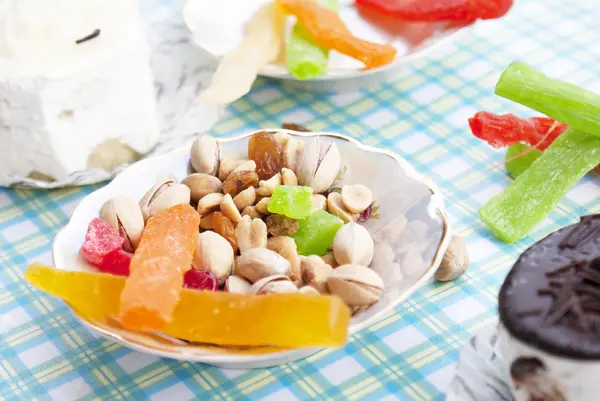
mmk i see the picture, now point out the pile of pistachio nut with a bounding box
[98,131,385,314]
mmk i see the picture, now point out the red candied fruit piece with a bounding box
[469,112,568,151]
[183,269,218,291]
[355,0,513,22]
[80,218,132,276]
[101,249,132,277]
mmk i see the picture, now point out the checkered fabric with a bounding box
[1,0,599,399]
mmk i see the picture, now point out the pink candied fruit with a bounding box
[80,218,132,276]
[183,269,218,291]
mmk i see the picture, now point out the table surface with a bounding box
[2,0,600,400]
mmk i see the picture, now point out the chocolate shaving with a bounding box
[559,214,600,249]
[516,308,543,317]
[545,264,573,277]
[75,29,101,45]
[538,258,600,331]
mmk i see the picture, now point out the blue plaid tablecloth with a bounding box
[2,0,600,399]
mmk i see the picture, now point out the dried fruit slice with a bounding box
[248,131,283,180]
[80,218,132,276]
[223,171,259,197]
[119,204,200,331]
[198,3,286,105]
[277,0,397,69]
[212,212,239,253]
[25,264,351,348]
[268,185,313,219]
[292,210,344,256]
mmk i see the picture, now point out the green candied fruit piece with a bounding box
[292,210,344,256]
[480,129,600,244]
[268,185,313,219]
[505,144,542,179]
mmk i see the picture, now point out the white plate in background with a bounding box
[183,0,473,92]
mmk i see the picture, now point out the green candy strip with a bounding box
[496,62,600,136]
[285,0,340,80]
[504,144,542,179]
[481,129,600,243]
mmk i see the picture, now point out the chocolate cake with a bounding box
[499,214,600,359]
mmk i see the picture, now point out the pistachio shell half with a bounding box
[190,135,220,176]
[327,264,384,307]
[99,196,145,251]
[139,178,191,221]
[235,248,291,283]
[181,173,222,202]
[296,138,341,194]
[192,231,234,285]
[225,275,252,294]
[248,275,298,295]
[332,222,374,266]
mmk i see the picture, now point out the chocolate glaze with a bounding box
[499,215,600,360]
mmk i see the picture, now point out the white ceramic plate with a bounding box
[52,129,451,368]
[183,0,473,92]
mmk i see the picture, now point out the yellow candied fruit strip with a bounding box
[25,264,351,349]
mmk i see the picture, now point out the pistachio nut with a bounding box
[233,186,256,211]
[312,194,327,212]
[435,236,469,282]
[301,255,333,294]
[327,264,384,307]
[197,193,224,216]
[296,138,341,194]
[341,184,372,214]
[241,206,263,220]
[299,286,320,296]
[190,135,220,176]
[283,136,303,171]
[200,212,215,230]
[220,193,242,223]
[256,173,282,197]
[99,196,145,251]
[218,157,238,181]
[231,160,257,174]
[267,236,301,282]
[192,231,234,285]
[327,192,358,223]
[248,274,298,295]
[225,275,251,294]
[181,173,222,202]
[235,248,291,283]
[235,217,267,253]
[333,222,374,266]
[139,178,191,221]
[255,197,271,215]
[281,168,298,186]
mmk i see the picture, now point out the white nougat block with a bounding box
[0,0,160,181]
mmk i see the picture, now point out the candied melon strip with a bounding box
[25,264,351,349]
[119,204,199,331]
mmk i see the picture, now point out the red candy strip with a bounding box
[355,0,513,22]
[80,218,132,276]
[469,112,568,151]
